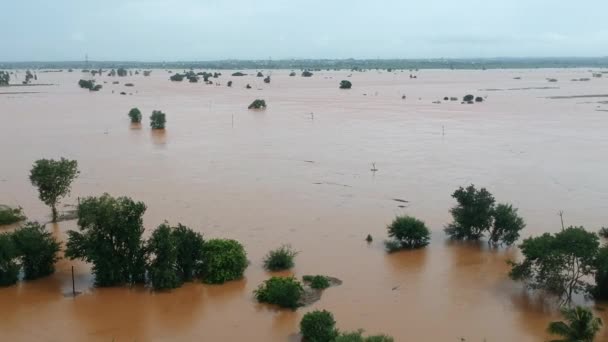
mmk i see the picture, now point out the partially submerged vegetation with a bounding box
[254,276,304,309]
[248,99,266,109]
[78,79,102,91]
[300,310,394,342]
[150,110,166,129]
[128,108,142,123]
[385,215,430,252]
[0,205,26,225]
[339,80,352,89]
[263,245,297,271]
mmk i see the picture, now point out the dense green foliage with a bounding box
[263,245,297,271]
[339,80,352,89]
[29,158,79,222]
[463,94,474,102]
[592,245,608,300]
[12,222,61,280]
[300,310,338,342]
[302,71,313,77]
[303,275,330,289]
[128,108,142,123]
[386,215,430,250]
[254,276,304,309]
[445,185,525,245]
[335,330,394,342]
[0,205,26,225]
[547,306,602,342]
[171,223,205,281]
[200,239,247,284]
[489,203,525,246]
[150,110,166,129]
[248,99,267,109]
[0,233,20,286]
[65,194,147,286]
[147,223,182,290]
[0,71,9,86]
[509,226,599,304]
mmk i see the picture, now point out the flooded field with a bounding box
[1,68,607,341]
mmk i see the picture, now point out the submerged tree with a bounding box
[385,215,430,251]
[65,194,147,286]
[248,99,267,109]
[199,239,247,284]
[117,68,128,77]
[147,223,182,290]
[488,203,526,246]
[592,245,608,300]
[302,71,313,77]
[0,232,19,286]
[150,110,166,129]
[0,71,10,86]
[509,226,599,304]
[171,223,205,281]
[339,80,352,89]
[547,306,602,342]
[264,76,271,83]
[128,108,142,123]
[29,158,79,222]
[12,222,61,280]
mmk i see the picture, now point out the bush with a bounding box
[227,81,233,87]
[0,232,20,286]
[150,110,166,129]
[254,276,304,309]
[232,72,246,76]
[0,205,26,225]
[264,76,271,83]
[463,94,474,102]
[386,215,430,249]
[172,224,205,281]
[248,99,267,109]
[257,71,264,77]
[300,310,338,341]
[302,71,313,77]
[263,245,297,271]
[65,194,147,286]
[200,239,247,284]
[289,71,296,76]
[117,68,128,77]
[335,330,394,342]
[475,96,483,102]
[12,222,60,280]
[303,275,330,289]
[147,223,182,290]
[339,80,352,89]
[128,108,142,123]
[78,79,95,90]
[170,73,184,81]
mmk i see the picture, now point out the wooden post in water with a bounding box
[71,266,76,297]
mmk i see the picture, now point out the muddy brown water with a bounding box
[1,69,608,341]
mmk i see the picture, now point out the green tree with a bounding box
[339,80,352,89]
[248,99,266,109]
[302,71,313,77]
[29,158,79,222]
[150,110,166,129]
[489,203,525,246]
[263,245,297,271]
[386,215,430,250]
[509,226,599,304]
[592,245,608,300]
[172,223,205,281]
[0,71,10,86]
[445,185,495,240]
[254,276,304,309]
[128,108,142,123]
[117,68,128,77]
[199,239,247,284]
[0,233,19,286]
[65,194,147,286]
[300,310,338,342]
[147,223,182,290]
[547,306,602,342]
[12,222,61,280]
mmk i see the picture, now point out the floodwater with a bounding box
[1,68,608,341]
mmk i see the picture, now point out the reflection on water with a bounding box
[1,69,608,341]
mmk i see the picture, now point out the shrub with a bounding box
[12,222,61,280]
[248,99,266,109]
[339,80,352,89]
[263,245,297,271]
[264,76,270,83]
[463,94,474,102]
[246,84,252,89]
[78,79,95,90]
[254,276,304,309]
[65,194,147,286]
[386,215,430,250]
[300,310,338,341]
[475,96,483,102]
[232,72,246,76]
[227,81,233,87]
[150,110,166,129]
[170,73,184,81]
[147,223,182,290]
[302,71,313,77]
[29,158,79,222]
[0,232,20,286]
[128,108,142,123]
[303,275,330,289]
[289,71,296,76]
[172,224,205,281]
[200,239,247,284]
[335,330,394,342]
[188,76,198,83]
[0,205,26,225]
[257,71,264,77]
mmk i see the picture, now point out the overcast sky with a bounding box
[2,0,607,61]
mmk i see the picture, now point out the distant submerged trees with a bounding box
[78,79,102,91]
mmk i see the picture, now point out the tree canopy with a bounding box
[29,158,79,222]
[386,215,430,250]
[65,194,147,286]
[547,306,602,342]
[339,80,352,89]
[150,110,166,129]
[147,223,182,290]
[12,222,61,280]
[128,108,142,123]
[199,239,247,284]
